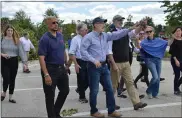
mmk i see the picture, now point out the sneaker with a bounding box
[91,112,105,118]
[139,94,145,99]
[117,94,127,98]
[153,96,159,99]
[108,111,122,118]
[134,102,147,110]
[146,92,153,99]
[79,98,88,103]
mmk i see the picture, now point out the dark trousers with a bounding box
[76,59,89,99]
[87,62,115,114]
[1,56,18,94]
[41,64,69,118]
[171,58,182,92]
[134,63,149,87]
[129,51,133,65]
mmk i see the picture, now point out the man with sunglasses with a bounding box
[80,16,134,118]
[68,22,89,103]
[38,16,70,118]
[108,15,147,111]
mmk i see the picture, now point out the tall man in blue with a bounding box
[80,17,133,118]
[38,16,69,118]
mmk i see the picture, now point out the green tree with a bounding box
[62,23,76,42]
[13,9,35,32]
[1,17,10,33]
[160,1,182,26]
[124,14,134,28]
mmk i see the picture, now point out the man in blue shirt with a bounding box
[67,33,75,51]
[38,16,69,118]
[68,23,89,103]
[80,17,132,118]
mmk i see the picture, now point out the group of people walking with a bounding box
[1,15,182,118]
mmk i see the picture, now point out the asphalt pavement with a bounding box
[1,58,182,117]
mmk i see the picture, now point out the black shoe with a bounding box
[23,69,31,73]
[103,88,106,91]
[160,78,165,81]
[122,88,126,92]
[115,105,120,110]
[9,99,16,103]
[75,88,79,93]
[56,115,63,118]
[134,83,138,89]
[117,94,127,98]
[134,102,147,110]
[79,98,88,103]
[1,96,5,101]
[174,91,182,96]
[139,94,145,99]
[141,79,146,82]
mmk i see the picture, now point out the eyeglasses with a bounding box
[52,21,58,24]
[145,30,153,34]
[139,33,144,35]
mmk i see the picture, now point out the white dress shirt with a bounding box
[68,34,83,59]
[107,28,136,55]
[20,37,35,52]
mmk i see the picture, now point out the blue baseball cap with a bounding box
[92,17,107,25]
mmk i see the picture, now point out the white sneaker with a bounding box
[147,93,153,99]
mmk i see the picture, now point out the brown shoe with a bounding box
[108,111,122,118]
[134,102,147,110]
[91,112,105,118]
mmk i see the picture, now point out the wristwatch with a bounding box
[44,74,49,78]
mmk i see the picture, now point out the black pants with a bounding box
[41,64,69,118]
[134,63,149,87]
[171,58,182,92]
[1,56,18,94]
[76,59,89,99]
[129,51,133,65]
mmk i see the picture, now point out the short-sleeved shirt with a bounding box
[38,32,65,65]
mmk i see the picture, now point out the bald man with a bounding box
[38,16,70,118]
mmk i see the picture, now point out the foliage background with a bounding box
[1,1,181,60]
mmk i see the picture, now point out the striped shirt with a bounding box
[1,38,26,62]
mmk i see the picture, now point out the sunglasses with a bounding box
[139,33,144,35]
[52,21,58,24]
[145,30,153,33]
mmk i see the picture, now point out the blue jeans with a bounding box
[145,58,161,97]
[87,62,115,114]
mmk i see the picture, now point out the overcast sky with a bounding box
[2,0,180,25]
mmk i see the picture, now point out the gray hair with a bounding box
[44,16,57,24]
[146,26,155,32]
[76,22,87,34]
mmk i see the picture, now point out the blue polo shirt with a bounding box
[38,32,65,65]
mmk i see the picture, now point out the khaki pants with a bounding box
[23,51,29,70]
[111,62,140,105]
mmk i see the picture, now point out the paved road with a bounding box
[1,58,182,117]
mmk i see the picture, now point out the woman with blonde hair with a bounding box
[1,24,26,103]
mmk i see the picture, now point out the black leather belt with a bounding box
[46,63,64,68]
[100,61,106,65]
